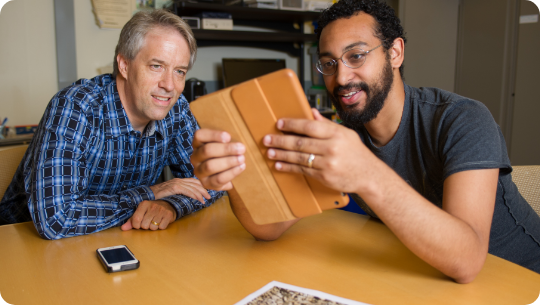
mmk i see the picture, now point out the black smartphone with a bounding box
[96,245,140,273]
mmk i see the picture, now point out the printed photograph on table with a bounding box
[236,281,369,305]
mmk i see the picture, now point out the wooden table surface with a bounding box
[1,196,539,305]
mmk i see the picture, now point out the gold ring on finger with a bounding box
[151,221,160,226]
[307,153,315,168]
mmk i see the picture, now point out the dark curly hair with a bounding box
[316,0,407,77]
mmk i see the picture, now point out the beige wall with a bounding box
[400,0,460,92]
[74,0,122,79]
[0,0,57,127]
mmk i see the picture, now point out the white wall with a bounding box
[74,0,122,79]
[0,0,58,126]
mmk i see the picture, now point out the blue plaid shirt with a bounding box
[0,74,223,239]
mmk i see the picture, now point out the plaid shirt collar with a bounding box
[102,78,165,139]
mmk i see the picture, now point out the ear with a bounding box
[389,37,405,70]
[117,54,130,79]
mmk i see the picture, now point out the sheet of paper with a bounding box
[235,281,370,305]
[91,0,134,29]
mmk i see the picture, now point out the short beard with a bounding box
[329,57,394,130]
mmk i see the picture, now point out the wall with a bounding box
[400,0,460,92]
[0,0,484,128]
[73,0,309,92]
[0,0,58,127]
[74,0,122,79]
[509,0,540,165]
[454,0,515,129]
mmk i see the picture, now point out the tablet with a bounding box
[190,69,349,224]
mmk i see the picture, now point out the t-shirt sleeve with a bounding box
[439,99,511,180]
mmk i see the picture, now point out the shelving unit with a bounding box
[170,1,320,88]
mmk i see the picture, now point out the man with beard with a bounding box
[190,0,540,283]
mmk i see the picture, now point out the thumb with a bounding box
[312,108,327,121]
[121,218,133,231]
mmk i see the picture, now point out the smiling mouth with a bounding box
[153,95,171,102]
[341,90,361,100]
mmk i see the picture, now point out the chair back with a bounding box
[0,145,28,199]
[512,165,540,216]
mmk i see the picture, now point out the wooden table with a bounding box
[1,196,539,305]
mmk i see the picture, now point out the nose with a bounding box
[159,71,175,92]
[334,60,356,87]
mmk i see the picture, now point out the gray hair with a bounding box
[113,9,197,77]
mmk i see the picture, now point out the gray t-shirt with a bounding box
[351,84,540,272]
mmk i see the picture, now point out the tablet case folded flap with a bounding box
[190,69,349,224]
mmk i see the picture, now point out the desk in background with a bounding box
[0,135,33,147]
[1,196,539,305]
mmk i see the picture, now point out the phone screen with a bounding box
[100,247,135,264]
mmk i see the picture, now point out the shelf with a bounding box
[192,29,316,43]
[172,1,321,23]
[170,1,321,89]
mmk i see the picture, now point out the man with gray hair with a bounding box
[0,9,223,239]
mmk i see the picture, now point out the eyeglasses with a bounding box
[316,44,382,76]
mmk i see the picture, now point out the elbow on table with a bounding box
[449,258,486,284]
[251,230,286,241]
[37,229,62,240]
[35,220,78,240]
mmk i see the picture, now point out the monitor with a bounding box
[222,58,287,88]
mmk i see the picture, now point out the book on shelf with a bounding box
[247,2,278,8]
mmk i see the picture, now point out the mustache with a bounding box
[332,82,370,104]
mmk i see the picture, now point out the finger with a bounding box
[136,203,157,230]
[169,178,212,201]
[158,217,171,230]
[267,148,318,169]
[201,164,245,190]
[195,185,211,200]
[121,218,133,231]
[275,160,318,177]
[192,129,231,149]
[263,133,322,155]
[191,142,245,164]
[176,178,211,199]
[130,203,149,230]
[185,179,212,200]
[181,183,211,202]
[149,217,161,231]
[179,184,206,203]
[196,155,245,177]
[276,117,336,139]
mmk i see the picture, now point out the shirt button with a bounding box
[122,185,127,190]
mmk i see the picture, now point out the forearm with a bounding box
[359,164,492,283]
[161,189,224,220]
[228,187,299,241]
[29,185,154,240]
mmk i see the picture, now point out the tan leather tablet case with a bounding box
[190,69,349,224]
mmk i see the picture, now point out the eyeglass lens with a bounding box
[317,49,368,75]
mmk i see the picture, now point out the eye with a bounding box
[347,51,366,62]
[151,64,162,70]
[319,59,335,68]
[175,69,186,76]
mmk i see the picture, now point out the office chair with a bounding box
[0,145,28,199]
[512,165,540,216]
